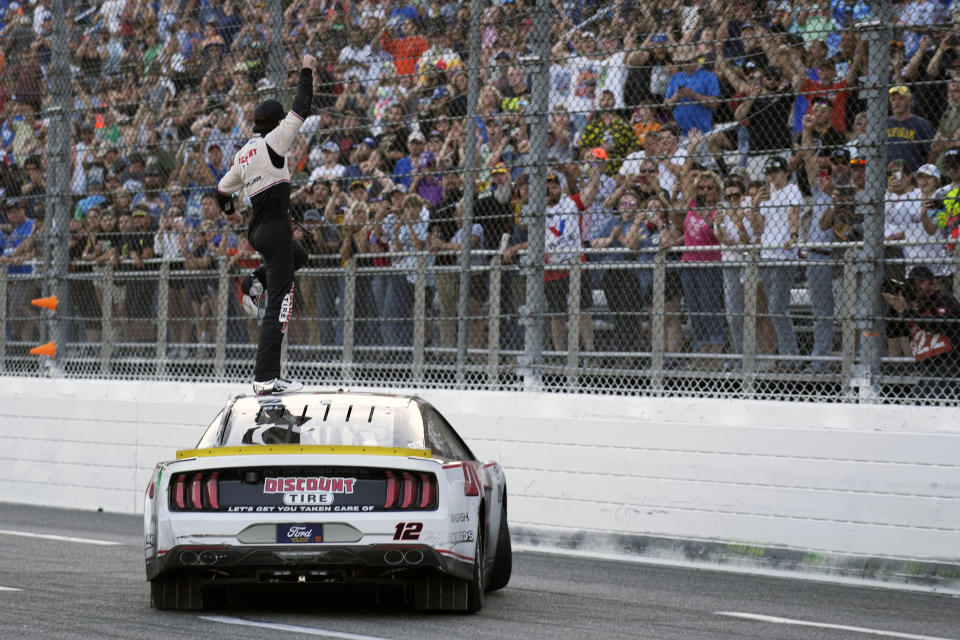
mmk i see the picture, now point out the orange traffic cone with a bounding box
[31,295,58,311]
[29,342,56,357]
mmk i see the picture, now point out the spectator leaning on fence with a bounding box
[754,155,802,368]
[886,85,934,174]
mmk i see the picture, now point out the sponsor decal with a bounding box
[279,282,295,331]
[450,512,470,523]
[450,529,474,543]
[263,477,357,494]
[277,524,323,543]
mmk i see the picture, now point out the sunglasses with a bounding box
[637,168,655,174]
[888,85,911,95]
[850,159,866,166]
[725,191,742,198]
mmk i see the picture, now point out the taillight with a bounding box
[169,471,220,511]
[443,462,481,496]
[383,471,437,510]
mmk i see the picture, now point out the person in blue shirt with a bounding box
[665,55,720,137]
[886,85,934,173]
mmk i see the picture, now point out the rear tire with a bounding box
[487,505,512,591]
[150,573,205,611]
[464,524,484,613]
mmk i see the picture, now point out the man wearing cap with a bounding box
[392,130,427,189]
[131,167,171,219]
[886,84,933,173]
[665,54,720,137]
[215,54,316,395]
[754,155,803,364]
[735,65,795,180]
[883,265,960,398]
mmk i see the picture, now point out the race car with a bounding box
[144,391,511,613]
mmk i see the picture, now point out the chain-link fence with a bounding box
[2,0,959,404]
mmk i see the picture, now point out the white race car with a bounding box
[144,391,510,612]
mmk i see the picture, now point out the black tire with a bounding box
[487,504,512,591]
[464,522,484,613]
[150,573,205,611]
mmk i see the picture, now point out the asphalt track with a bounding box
[0,502,957,640]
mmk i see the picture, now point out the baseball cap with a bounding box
[321,141,339,153]
[651,33,667,44]
[349,180,367,191]
[490,163,509,175]
[303,209,323,222]
[943,149,960,166]
[764,156,788,173]
[546,171,560,182]
[408,131,426,144]
[4,197,23,209]
[909,265,936,281]
[916,164,941,179]
[830,148,851,164]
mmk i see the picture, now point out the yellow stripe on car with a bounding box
[176,444,431,459]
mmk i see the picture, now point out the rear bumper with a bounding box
[146,543,473,583]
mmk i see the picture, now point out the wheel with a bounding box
[150,573,205,611]
[464,522,484,613]
[487,504,512,591]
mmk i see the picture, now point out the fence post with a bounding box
[156,261,170,378]
[565,261,582,387]
[214,258,229,378]
[742,248,760,393]
[487,256,502,385]
[841,247,859,391]
[342,258,356,385]
[413,255,427,384]
[649,251,666,393]
[0,269,6,372]
[101,265,115,375]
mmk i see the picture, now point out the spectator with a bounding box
[886,85,933,173]
[504,166,605,353]
[800,128,843,372]
[930,79,960,169]
[579,90,639,177]
[883,265,960,400]
[118,209,157,347]
[0,198,39,343]
[337,200,380,347]
[665,54,720,138]
[182,221,219,357]
[309,141,347,186]
[153,208,191,359]
[131,167,171,220]
[591,188,649,353]
[67,216,102,348]
[736,65,795,180]
[301,208,343,347]
[380,19,429,77]
[384,194,432,347]
[679,170,725,367]
[754,155,803,366]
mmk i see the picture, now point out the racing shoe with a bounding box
[241,276,265,319]
[253,378,304,395]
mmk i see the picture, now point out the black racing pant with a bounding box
[249,217,308,382]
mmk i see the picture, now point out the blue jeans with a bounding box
[680,265,725,350]
[722,266,744,353]
[804,260,835,364]
[381,275,413,346]
[759,265,798,357]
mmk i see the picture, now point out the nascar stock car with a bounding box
[144,391,511,613]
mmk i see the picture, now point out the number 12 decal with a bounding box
[393,522,423,540]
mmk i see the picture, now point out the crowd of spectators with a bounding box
[1,0,959,378]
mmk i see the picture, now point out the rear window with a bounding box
[217,396,427,450]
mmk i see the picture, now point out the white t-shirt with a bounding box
[595,51,627,110]
[901,193,940,270]
[717,196,757,263]
[884,188,919,239]
[544,195,583,266]
[566,55,602,120]
[308,163,345,185]
[759,181,803,260]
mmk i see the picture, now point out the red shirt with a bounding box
[801,78,853,134]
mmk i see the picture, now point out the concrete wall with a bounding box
[2,377,958,586]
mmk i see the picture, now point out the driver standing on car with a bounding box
[217,55,317,395]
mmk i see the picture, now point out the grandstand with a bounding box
[0,0,958,404]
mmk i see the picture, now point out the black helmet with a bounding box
[253,99,285,135]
